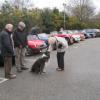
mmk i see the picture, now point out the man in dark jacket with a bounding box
[13,21,28,72]
[0,24,16,79]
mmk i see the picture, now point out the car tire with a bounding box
[90,34,95,38]
[25,47,32,56]
[65,37,71,45]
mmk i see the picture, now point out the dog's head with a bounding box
[42,51,50,62]
[44,51,50,58]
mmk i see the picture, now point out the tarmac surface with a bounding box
[0,38,100,100]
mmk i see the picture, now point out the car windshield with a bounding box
[65,30,73,34]
[85,29,95,33]
[50,31,58,35]
[38,34,48,38]
[27,35,39,40]
[59,31,66,34]
[72,30,79,34]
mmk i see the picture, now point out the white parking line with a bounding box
[0,78,8,84]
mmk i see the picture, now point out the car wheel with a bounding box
[25,46,32,56]
[65,37,71,45]
[90,34,94,38]
[84,34,88,39]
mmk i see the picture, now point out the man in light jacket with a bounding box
[48,36,68,71]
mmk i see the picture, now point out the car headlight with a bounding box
[43,42,47,46]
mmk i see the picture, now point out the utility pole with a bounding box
[63,3,66,30]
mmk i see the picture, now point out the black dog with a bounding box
[31,51,50,74]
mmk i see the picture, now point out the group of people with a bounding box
[0,21,68,79]
[0,22,28,79]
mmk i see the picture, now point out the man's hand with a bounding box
[58,43,63,49]
[19,45,22,48]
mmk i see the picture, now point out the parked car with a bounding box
[38,33,49,46]
[94,29,100,37]
[82,29,96,38]
[50,31,74,45]
[65,30,81,42]
[72,30,85,41]
[26,35,47,55]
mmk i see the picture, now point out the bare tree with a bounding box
[92,12,100,22]
[67,0,95,22]
[13,0,33,9]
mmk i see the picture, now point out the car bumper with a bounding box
[73,37,80,42]
[26,45,47,55]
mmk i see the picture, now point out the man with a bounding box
[13,21,28,72]
[0,24,16,79]
[48,36,68,71]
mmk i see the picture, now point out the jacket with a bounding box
[13,28,27,48]
[56,37,68,52]
[0,30,14,57]
[48,37,68,52]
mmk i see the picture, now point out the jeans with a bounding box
[57,52,65,69]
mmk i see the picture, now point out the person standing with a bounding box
[0,24,16,79]
[13,21,28,72]
[48,36,68,71]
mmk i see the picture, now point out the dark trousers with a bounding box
[4,56,12,78]
[57,52,65,69]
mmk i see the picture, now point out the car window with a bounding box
[27,35,38,40]
[67,31,73,34]
[50,31,58,35]
[38,34,48,38]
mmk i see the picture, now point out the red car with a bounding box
[71,30,85,41]
[26,35,47,55]
[65,30,81,42]
[50,31,74,45]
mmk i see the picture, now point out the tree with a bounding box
[41,8,52,33]
[51,8,63,30]
[68,0,95,22]
[13,0,32,9]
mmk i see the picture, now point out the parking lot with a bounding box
[0,38,100,100]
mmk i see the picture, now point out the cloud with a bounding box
[32,0,66,10]
[93,0,100,12]
[0,0,100,12]
[32,0,100,11]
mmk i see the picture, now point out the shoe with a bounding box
[21,67,29,70]
[21,64,25,66]
[42,69,46,73]
[56,68,64,71]
[5,74,16,79]
[61,68,64,71]
[9,74,16,79]
[17,68,23,72]
[42,70,46,73]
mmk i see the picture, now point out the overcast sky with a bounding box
[33,0,100,11]
[0,0,100,12]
